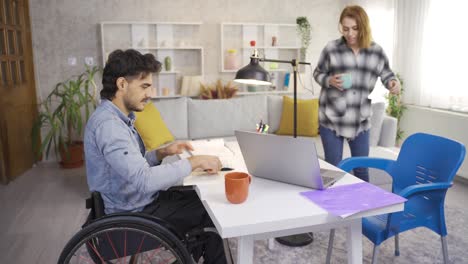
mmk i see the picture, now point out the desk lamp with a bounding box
[234,44,313,246]
[234,42,311,138]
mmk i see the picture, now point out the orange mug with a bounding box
[225,172,251,204]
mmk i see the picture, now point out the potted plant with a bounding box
[385,74,406,145]
[32,65,100,168]
[296,16,312,61]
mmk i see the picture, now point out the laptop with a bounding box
[235,130,345,189]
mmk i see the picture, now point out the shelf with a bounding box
[102,21,202,25]
[133,46,203,50]
[237,91,293,95]
[150,91,298,99]
[151,95,185,99]
[240,46,300,49]
[221,68,290,73]
[220,22,301,93]
[101,21,204,97]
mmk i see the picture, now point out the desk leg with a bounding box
[346,219,363,264]
[236,236,254,264]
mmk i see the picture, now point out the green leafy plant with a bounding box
[296,16,312,60]
[32,65,100,161]
[385,74,406,143]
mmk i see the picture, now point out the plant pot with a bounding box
[59,141,84,169]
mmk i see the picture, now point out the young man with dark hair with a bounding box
[84,49,227,263]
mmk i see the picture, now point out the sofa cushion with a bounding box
[268,94,318,133]
[276,96,319,137]
[134,102,175,150]
[369,102,385,146]
[188,96,268,139]
[153,97,188,139]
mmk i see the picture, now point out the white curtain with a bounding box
[420,0,468,112]
[393,0,431,106]
[395,0,468,112]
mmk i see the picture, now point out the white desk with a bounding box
[183,141,404,264]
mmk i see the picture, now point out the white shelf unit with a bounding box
[100,22,204,98]
[220,23,300,92]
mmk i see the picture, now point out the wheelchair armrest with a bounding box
[167,185,197,192]
[85,192,105,219]
[339,157,396,176]
[398,182,453,198]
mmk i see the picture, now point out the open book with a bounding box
[179,138,235,169]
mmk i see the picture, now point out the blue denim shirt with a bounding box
[84,100,191,214]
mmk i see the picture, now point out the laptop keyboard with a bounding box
[322,176,335,185]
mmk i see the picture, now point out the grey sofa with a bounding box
[153,95,399,160]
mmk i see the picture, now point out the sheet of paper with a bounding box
[179,138,235,168]
[300,182,407,218]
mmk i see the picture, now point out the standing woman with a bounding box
[313,5,400,182]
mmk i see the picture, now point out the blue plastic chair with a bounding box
[325,133,466,264]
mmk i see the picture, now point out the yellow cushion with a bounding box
[276,96,319,137]
[134,102,174,150]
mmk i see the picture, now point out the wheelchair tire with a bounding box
[58,215,193,264]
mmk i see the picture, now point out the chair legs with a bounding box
[441,235,449,264]
[325,229,335,264]
[371,244,380,264]
[223,239,234,264]
[394,234,400,256]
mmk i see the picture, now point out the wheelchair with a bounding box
[58,186,229,264]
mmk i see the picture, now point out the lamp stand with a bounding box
[258,58,309,137]
[236,55,314,247]
[274,60,315,247]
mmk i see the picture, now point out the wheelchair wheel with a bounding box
[58,215,193,264]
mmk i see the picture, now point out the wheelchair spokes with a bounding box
[66,227,181,264]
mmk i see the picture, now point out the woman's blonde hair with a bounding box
[339,5,372,48]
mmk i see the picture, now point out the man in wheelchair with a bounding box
[63,49,227,263]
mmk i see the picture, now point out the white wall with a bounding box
[29,0,346,101]
[400,105,468,180]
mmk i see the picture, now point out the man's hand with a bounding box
[328,74,344,91]
[157,141,194,160]
[389,79,400,95]
[188,155,222,174]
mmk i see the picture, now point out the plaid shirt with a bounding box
[313,37,397,139]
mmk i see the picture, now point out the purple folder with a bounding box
[300,182,407,218]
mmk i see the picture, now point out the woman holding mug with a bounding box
[313,5,400,181]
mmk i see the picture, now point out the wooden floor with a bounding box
[1,163,467,263]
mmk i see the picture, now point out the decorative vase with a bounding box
[225,49,238,70]
[164,56,172,71]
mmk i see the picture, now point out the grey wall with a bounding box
[400,105,468,180]
[29,0,345,100]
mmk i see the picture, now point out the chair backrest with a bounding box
[392,133,466,193]
[386,133,465,236]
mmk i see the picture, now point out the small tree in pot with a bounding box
[385,74,406,145]
[31,65,100,168]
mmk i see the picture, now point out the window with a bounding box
[420,0,468,112]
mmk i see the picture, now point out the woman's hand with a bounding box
[389,80,400,95]
[328,74,344,91]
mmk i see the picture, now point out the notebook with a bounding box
[235,130,345,189]
[178,138,235,169]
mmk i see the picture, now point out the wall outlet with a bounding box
[85,56,94,66]
[67,56,77,66]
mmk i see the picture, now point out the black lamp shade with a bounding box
[234,57,272,86]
